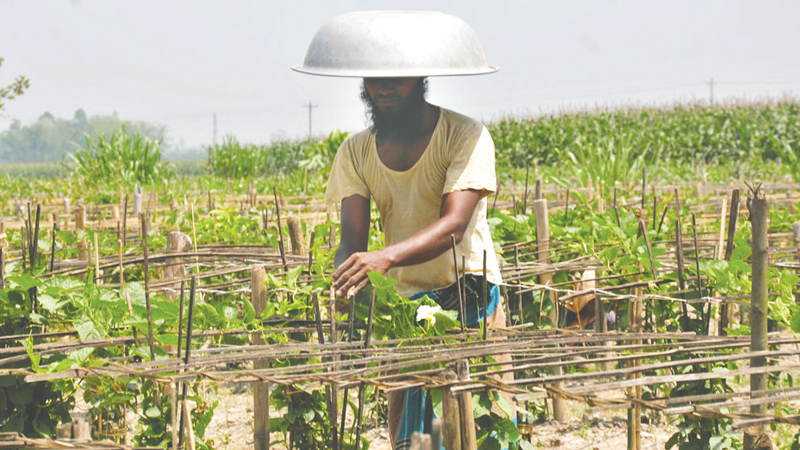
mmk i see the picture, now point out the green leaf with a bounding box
[709,436,729,450]
[431,389,443,418]
[145,406,161,418]
[156,334,178,346]
[7,275,39,291]
[26,338,41,372]
[519,439,536,450]
[2,414,24,433]
[493,391,513,418]
[7,384,33,406]
[75,319,106,340]
[472,392,493,418]
[790,306,800,334]
[120,282,146,305]
[495,416,520,441]
[37,294,62,313]
[68,347,95,365]
[196,303,222,328]
[367,271,398,290]
[476,435,501,450]
[242,298,256,324]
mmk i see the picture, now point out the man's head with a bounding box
[360,77,428,144]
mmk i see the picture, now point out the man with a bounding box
[326,76,512,445]
[295,11,511,448]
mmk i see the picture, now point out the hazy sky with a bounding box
[1,0,799,150]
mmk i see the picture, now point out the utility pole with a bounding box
[707,78,715,105]
[213,112,218,146]
[304,101,318,140]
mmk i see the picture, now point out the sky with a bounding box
[1,0,799,152]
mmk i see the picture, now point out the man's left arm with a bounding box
[331,188,481,297]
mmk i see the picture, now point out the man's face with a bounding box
[360,77,428,143]
[362,77,422,113]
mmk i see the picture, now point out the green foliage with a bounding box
[0,374,73,438]
[489,102,800,187]
[0,57,29,111]
[207,130,348,183]
[69,127,173,189]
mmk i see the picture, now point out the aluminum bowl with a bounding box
[292,11,498,78]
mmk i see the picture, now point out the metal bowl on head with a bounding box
[292,11,498,78]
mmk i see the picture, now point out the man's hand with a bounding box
[332,249,394,298]
[331,189,481,299]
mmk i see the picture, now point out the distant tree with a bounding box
[73,108,87,123]
[0,110,167,163]
[0,57,29,111]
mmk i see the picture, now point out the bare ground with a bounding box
[201,385,676,450]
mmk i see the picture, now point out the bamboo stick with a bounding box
[451,235,466,333]
[140,213,155,362]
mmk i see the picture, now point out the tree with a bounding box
[0,57,29,110]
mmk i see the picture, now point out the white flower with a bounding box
[416,305,442,325]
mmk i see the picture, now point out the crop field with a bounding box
[0,102,799,450]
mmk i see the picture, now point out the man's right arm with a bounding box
[334,194,370,269]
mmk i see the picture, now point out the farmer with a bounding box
[294,11,512,448]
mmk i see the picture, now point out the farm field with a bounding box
[1,101,800,450]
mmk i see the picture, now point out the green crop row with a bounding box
[489,101,800,187]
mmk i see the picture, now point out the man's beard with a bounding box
[360,79,428,146]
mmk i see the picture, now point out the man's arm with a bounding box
[335,194,371,269]
[332,189,481,298]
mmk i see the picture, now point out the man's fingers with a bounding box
[349,278,371,298]
[337,268,365,297]
[332,256,355,282]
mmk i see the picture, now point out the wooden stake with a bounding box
[178,276,197,450]
[522,165,530,215]
[0,222,5,289]
[640,166,646,210]
[451,235,466,334]
[628,283,643,450]
[532,199,566,421]
[251,266,270,450]
[457,360,477,449]
[117,239,124,285]
[93,231,100,285]
[171,381,178,450]
[441,369,462,450]
[50,220,58,273]
[76,203,87,281]
[720,189,741,335]
[675,218,689,329]
[639,221,656,279]
[287,216,307,256]
[140,213,155,362]
[312,291,337,448]
[177,281,185,360]
[165,232,192,300]
[717,197,727,260]
[482,250,488,343]
[273,186,287,271]
[723,189,741,261]
[744,186,769,450]
[181,400,196,450]
[691,214,707,334]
